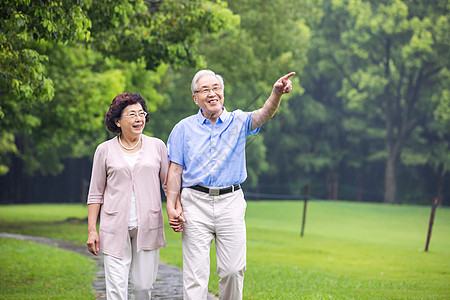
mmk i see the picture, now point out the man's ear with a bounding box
[193,94,198,105]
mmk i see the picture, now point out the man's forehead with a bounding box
[197,75,220,87]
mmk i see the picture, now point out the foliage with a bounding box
[151,0,320,186]
[0,0,89,174]
[18,44,170,175]
[1,0,449,205]
[261,0,450,202]
[85,0,240,69]
[0,0,91,102]
[15,44,118,174]
[324,0,450,202]
[0,0,238,175]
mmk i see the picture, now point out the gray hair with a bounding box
[191,69,224,95]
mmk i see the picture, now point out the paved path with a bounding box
[0,232,217,300]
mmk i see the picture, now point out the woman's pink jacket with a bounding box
[87,135,169,259]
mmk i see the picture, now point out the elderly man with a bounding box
[166,69,294,300]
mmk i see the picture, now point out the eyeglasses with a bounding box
[195,86,223,95]
[124,111,148,119]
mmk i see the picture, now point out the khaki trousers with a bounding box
[103,228,159,300]
[181,187,247,300]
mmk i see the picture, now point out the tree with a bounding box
[0,0,91,174]
[317,0,450,203]
[196,0,320,186]
[430,89,450,203]
[0,0,91,103]
[150,0,320,187]
[0,0,238,175]
[404,93,450,204]
[16,43,169,175]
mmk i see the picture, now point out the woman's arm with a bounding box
[86,203,101,255]
[166,162,185,232]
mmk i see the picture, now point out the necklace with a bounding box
[118,134,141,150]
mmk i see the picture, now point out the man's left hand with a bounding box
[273,72,295,95]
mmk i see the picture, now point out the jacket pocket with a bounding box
[104,209,118,216]
[100,209,119,233]
[147,209,163,230]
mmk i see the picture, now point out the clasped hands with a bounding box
[168,208,185,232]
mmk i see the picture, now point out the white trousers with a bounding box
[181,188,247,300]
[103,228,159,300]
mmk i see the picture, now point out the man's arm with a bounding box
[166,161,185,232]
[251,72,295,131]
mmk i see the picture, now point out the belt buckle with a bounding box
[209,188,220,196]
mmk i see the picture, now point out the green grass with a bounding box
[0,204,94,299]
[0,203,89,243]
[0,238,96,299]
[241,201,450,299]
[161,201,450,299]
[1,201,449,299]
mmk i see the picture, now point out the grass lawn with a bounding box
[0,201,449,299]
[0,238,96,299]
[241,201,450,299]
[162,200,450,299]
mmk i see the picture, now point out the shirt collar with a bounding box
[196,107,229,125]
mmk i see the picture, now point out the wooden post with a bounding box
[425,197,439,252]
[301,184,309,237]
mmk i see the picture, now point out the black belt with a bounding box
[189,184,241,196]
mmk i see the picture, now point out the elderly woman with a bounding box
[86,92,168,300]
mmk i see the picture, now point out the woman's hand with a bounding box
[87,231,100,255]
[168,208,185,232]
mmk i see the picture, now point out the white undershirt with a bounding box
[121,149,141,229]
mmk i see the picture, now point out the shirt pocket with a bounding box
[147,209,163,230]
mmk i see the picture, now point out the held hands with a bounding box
[87,231,100,256]
[168,208,186,232]
[273,72,295,95]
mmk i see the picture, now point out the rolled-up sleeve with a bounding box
[87,145,107,204]
[246,111,260,136]
[159,140,170,196]
[167,124,184,166]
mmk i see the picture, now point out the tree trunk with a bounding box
[333,180,338,200]
[384,151,397,203]
[436,163,445,206]
[356,169,363,202]
[326,172,338,200]
[326,173,332,199]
